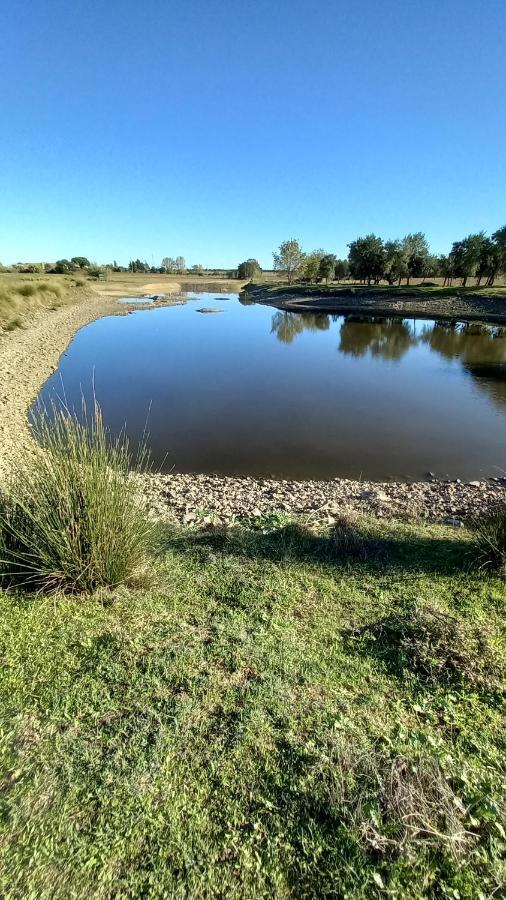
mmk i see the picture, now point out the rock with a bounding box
[359,489,389,502]
[467,481,481,487]
[427,471,437,480]
[444,516,464,527]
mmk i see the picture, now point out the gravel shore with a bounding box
[1,290,505,524]
[137,472,506,527]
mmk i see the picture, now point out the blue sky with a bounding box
[1,0,505,268]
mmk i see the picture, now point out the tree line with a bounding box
[237,227,506,287]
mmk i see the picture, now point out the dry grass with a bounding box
[0,276,80,330]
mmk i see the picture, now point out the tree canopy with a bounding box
[273,239,305,284]
[237,259,262,280]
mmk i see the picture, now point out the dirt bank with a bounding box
[245,284,506,324]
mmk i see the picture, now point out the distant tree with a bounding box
[175,256,186,273]
[128,259,149,273]
[237,259,262,280]
[318,254,336,284]
[273,239,305,284]
[71,256,90,269]
[438,254,454,286]
[302,250,325,283]
[449,233,486,287]
[383,240,408,285]
[191,263,204,275]
[54,259,72,274]
[348,235,385,284]
[334,259,350,282]
[401,233,430,285]
[487,226,506,286]
[161,256,176,273]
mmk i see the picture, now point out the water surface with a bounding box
[34,292,506,480]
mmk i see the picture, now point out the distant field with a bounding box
[92,272,248,298]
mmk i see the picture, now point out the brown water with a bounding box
[34,293,506,481]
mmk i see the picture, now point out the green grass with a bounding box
[248,281,506,301]
[0,402,153,592]
[0,517,504,898]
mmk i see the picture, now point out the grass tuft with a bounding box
[472,504,506,576]
[0,401,153,593]
[348,603,503,691]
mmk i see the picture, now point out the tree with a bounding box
[191,264,204,275]
[438,254,455,286]
[319,254,336,284]
[71,256,90,269]
[383,240,408,285]
[401,233,430,285]
[273,239,305,285]
[161,257,176,273]
[334,259,349,282]
[175,256,186,273]
[54,259,72,274]
[237,259,262,280]
[128,259,149,273]
[302,250,325,283]
[449,233,486,287]
[487,226,506,286]
[347,235,385,284]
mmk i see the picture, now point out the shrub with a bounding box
[472,504,506,576]
[0,402,153,593]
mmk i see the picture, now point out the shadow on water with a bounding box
[158,521,473,577]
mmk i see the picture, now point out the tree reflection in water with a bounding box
[338,316,417,361]
[270,311,506,407]
[271,311,330,344]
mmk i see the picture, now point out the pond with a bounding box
[33,292,506,481]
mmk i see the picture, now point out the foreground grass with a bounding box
[0,275,84,330]
[0,518,504,898]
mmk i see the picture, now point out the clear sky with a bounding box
[2,0,505,268]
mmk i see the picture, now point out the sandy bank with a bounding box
[0,287,120,479]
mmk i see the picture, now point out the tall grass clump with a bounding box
[472,504,506,576]
[0,278,67,329]
[0,402,153,593]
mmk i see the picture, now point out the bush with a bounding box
[472,504,506,576]
[0,402,153,593]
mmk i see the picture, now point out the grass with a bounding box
[0,275,83,330]
[472,504,506,576]
[0,402,153,592]
[0,516,504,897]
[248,280,506,302]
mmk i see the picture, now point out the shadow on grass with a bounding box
[156,520,473,577]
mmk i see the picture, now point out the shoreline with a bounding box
[244,283,506,324]
[1,289,505,522]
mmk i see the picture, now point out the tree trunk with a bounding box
[462,276,467,287]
